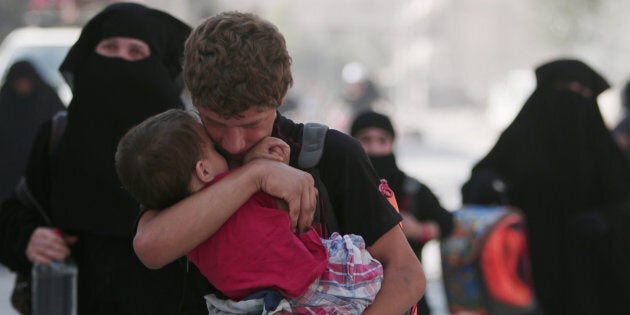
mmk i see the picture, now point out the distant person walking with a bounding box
[0,60,64,201]
[350,110,454,314]
[462,58,630,315]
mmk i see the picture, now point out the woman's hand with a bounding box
[26,227,77,264]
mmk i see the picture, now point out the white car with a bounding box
[0,26,81,105]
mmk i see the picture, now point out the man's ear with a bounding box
[194,160,215,183]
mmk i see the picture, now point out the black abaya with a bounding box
[462,59,630,315]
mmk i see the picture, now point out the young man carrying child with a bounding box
[132,11,425,314]
[116,108,383,314]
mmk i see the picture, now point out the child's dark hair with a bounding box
[115,109,209,209]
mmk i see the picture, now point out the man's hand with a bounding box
[26,228,77,264]
[243,137,290,164]
[253,160,317,233]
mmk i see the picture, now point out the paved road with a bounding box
[1,266,18,315]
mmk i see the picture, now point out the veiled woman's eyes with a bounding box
[95,37,151,61]
[99,41,118,52]
[128,46,150,59]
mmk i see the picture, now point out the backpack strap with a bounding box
[298,123,338,237]
[298,123,328,169]
[14,110,68,226]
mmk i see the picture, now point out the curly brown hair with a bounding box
[183,11,293,118]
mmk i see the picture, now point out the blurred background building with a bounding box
[2,0,630,122]
[3,0,630,127]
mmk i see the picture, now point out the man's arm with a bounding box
[134,159,317,269]
[364,226,426,315]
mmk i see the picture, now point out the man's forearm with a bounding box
[365,262,425,314]
[364,226,426,314]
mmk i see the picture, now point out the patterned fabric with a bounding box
[289,233,383,314]
[205,233,383,314]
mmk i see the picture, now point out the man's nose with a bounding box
[220,129,247,155]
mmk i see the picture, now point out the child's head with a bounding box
[115,108,227,209]
[183,11,293,118]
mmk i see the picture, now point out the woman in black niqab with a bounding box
[462,59,630,314]
[0,60,64,201]
[39,3,191,314]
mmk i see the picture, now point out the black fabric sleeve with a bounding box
[318,130,402,246]
[410,181,454,239]
[0,120,53,273]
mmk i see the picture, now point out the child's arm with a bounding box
[243,136,290,165]
[244,137,292,211]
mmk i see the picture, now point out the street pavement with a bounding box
[1,266,18,315]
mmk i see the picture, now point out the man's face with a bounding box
[197,107,277,162]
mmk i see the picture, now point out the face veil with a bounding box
[51,3,191,237]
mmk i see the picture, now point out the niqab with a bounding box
[471,59,629,211]
[51,2,191,237]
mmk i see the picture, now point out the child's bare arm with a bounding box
[243,137,290,164]
[244,137,292,212]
